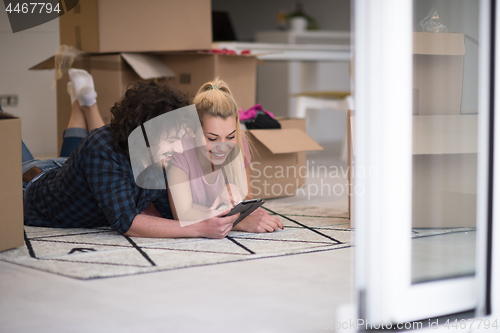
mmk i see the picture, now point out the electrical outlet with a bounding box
[0,95,18,107]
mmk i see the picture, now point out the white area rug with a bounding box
[0,205,352,280]
[0,204,473,280]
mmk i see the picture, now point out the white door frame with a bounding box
[484,0,500,324]
[353,0,490,324]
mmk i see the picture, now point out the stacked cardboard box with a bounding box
[32,52,259,149]
[32,0,259,149]
[349,32,476,228]
[411,115,477,228]
[412,32,476,228]
[0,111,24,252]
[31,0,319,201]
[59,0,212,53]
[413,32,465,115]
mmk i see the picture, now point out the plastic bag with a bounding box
[53,45,83,88]
[419,8,448,33]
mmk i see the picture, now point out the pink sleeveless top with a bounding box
[170,137,251,207]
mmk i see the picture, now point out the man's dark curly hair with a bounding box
[110,80,190,156]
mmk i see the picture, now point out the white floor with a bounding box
[1,144,355,333]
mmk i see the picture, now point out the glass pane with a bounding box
[411,0,479,284]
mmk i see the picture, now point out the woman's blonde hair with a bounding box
[193,78,250,161]
[193,78,250,198]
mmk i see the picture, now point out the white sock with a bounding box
[67,82,77,104]
[68,68,97,107]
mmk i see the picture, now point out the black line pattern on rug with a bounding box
[24,230,37,259]
[226,236,255,254]
[124,236,156,266]
[263,207,343,244]
[142,246,249,256]
[31,239,257,257]
[265,211,349,220]
[80,244,354,281]
[29,230,115,240]
[68,248,96,254]
[308,227,353,231]
[31,239,133,248]
[37,257,153,268]
[9,208,354,280]
[29,234,342,256]
[282,225,351,231]
[285,215,349,220]
[287,214,349,220]
[229,236,336,245]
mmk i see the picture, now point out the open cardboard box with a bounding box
[31,52,258,150]
[0,111,24,252]
[245,117,323,199]
[60,0,212,53]
[413,32,466,115]
[349,114,478,228]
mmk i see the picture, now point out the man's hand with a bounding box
[194,210,240,239]
[233,208,283,233]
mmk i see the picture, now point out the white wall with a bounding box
[0,4,59,158]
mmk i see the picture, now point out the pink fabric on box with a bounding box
[170,136,251,207]
[238,104,274,121]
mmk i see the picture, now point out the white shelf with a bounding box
[255,30,351,46]
[212,42,351,62]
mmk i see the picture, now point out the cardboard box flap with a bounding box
[0,111,18,120]
[30,53,176,80]
[413,115,477,154]
[413,32,465,56]
[120,53,175,80]
[249,128,323,154]
[30,56,56,70]
[30,55,90,71]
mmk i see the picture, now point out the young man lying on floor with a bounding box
[21,70,246,238]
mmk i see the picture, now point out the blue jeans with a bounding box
[22,128,88,197]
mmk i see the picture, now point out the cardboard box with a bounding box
[276,117,308,188]
[160,53,258,111]
[411,115,477,228]
[413,32,465,115]
[0,112,24,252]
[31,53,173,149]
[348,114,477,228]
[60,0,212,53]
[245,118,323,199]
[31,52,258,150]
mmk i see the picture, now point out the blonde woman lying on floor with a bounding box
[167,78,283,233]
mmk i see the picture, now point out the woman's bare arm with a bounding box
[124,211,238,239]
[167,164,223,222]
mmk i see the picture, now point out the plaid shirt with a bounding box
[24,125,173,234]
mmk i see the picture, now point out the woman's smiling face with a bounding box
[198,115,238,165]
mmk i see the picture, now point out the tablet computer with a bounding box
[221,198,265,226]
